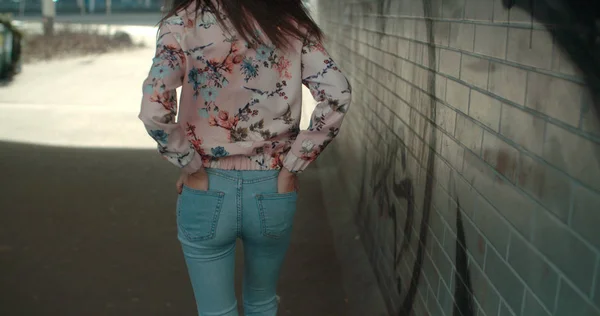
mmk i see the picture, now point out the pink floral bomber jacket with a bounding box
[138,5,352,174]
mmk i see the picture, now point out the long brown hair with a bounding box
[160,0,323,49]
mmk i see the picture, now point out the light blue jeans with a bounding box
[176,169,297,316]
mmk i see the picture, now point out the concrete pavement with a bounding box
[0,46,158,148]
[0,24,314,148]
[0,26,348,315]
[0,142,347,315]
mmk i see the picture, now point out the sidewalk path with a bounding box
[0,27,314,148]
[0,142,346,315]
[0,46,158,148]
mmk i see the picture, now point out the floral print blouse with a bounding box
[138,4,351,174]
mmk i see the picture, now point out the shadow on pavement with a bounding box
[0,141,347,316]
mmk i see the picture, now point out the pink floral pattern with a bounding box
[139,5,351,173]
[275,56,292,80]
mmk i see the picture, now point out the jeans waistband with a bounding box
[205,168,280,184]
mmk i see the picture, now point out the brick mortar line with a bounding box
[353,74,600,263]
[330,27,600,312]
[327,20,588,86]
[342,13,570,31]
[361,96,483,223]
[432,213,490,316]
[355,68,497,178]
[332,34,594,145]
[519,288,527,316]
[416,289,430,316]
[341,38,591,120]
[552,281,562,313]
[378,202,454,316]
[349,75,600,315]
[420,202,503,316]
[332,41,600,196]
[361,71,600,255]
[364,111,560,316]
[357,56,600,199]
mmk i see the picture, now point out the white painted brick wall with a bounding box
[312,0,600,316]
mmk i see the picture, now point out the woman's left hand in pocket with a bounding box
[176,168,209,194]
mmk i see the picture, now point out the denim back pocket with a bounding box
[177,186,225,241]
[255,191,298,239]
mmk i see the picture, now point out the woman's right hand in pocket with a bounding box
[277,168,299,194]
[177,168,209,194]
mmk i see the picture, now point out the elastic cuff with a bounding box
[282,152,311,174]
[182,153,204,174]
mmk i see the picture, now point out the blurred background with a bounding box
[1,0,599,315]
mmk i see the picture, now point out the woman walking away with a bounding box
[138,0,351,315]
